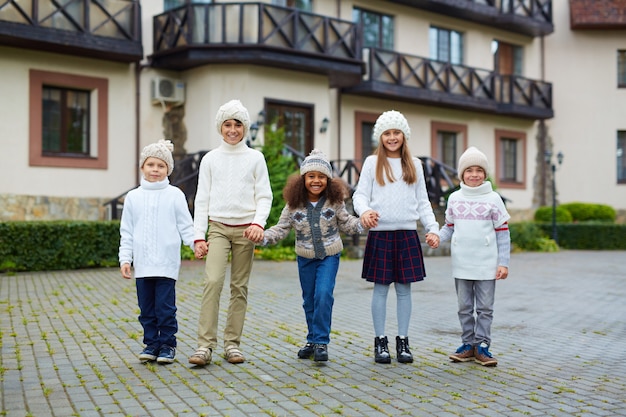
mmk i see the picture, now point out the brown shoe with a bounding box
[449,344,474,362]
[474,343,498,366]
[225,346,245,364]
[188,347,212,366]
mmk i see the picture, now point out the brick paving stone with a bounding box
[1,251,626,416]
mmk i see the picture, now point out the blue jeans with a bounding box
[297,254,340,345]
[455,278,495,346]
[136,277,178,348]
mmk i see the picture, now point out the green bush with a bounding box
[561,202,616,223]
[536,222,626,249]
[509,222,558,252]
[0,221,120,273]
[261,126,297,249]
[533,206,573,223]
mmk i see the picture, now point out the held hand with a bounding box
[243,225,264,243]
[496,266,508,280]
[361,210,379,229]
[425,233,440,249]
[194,241,208,259]
[120,264,132,279]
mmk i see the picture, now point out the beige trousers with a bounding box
[196,222,255,351]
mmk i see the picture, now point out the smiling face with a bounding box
[462,166,486,187]
[304,171,328,202]
[141,157,168,182]
[380,129,404,157]
[221,119,245,145]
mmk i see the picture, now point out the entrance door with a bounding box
[266,101,313,156]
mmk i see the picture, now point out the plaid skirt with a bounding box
[361,230,426,285]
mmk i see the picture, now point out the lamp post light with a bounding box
[544,150,564,243]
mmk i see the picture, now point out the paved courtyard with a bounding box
[1,250,625,416]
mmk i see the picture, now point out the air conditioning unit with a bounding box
[151,77,185,105]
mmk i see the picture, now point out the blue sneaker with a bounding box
[474,342,497,366]
[157,345,176,364]
[449,344,474,362]
[139,345,159,362]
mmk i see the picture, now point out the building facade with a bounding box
[1,0,624,222]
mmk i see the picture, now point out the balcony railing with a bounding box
[0,0,142,62]
[150,2,364,87]
[344,48,553,120]
[387,0,553,36]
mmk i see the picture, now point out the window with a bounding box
[30,70,108,169]
[618,131,626,183]
[431,122,467,169]
[164,0,211,11]
[429,26,463,65]
[495,129,526,188]
[265,101,313,156]
[42,87,90,156]
[353,8,394,50]
[493,40,523,75]
[354,112,380,166]
[618,51,626,88]
[272,0,312,11]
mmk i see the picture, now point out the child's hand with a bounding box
[425,233,439,249]
[194,241,208,259]
[120,264,132,279]
[361,210,379,229]
[496,266,508,280]
[243,225,264,243]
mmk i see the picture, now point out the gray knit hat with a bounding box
[140,139,174,176]
[300,149,333,178]
[215,99,251,139]
[372,110,411,142]
[457,146,489,181]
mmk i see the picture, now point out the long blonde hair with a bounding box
[374,138,417,186]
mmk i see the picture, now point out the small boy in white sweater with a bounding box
[439,146,511,366]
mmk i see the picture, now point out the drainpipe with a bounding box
[134,62,147,182]
[540,35,546,206]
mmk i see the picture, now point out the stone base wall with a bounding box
[0,194,111,221]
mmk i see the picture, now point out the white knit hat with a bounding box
[457,146,489,181]
[300,149,333,178]
[372,110,411,142]
[215,99,251,139]
[140,139,174,176]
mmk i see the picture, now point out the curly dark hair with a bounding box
[282,173,350,209]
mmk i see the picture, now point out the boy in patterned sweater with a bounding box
[439,146,511,366]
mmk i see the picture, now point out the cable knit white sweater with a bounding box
[193,140,273,240]
[353,155,439,234]
[119,178,195,280]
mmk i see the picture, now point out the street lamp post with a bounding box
[544,150,564,243]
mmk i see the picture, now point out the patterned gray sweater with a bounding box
[263,196,365,259]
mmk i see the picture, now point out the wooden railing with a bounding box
[0,0,141,41]
[498,0,552,24]
[153,2,359,61]
[363,48,552,115]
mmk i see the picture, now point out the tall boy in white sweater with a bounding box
[189,100,272,366]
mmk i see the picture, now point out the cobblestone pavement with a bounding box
[1,250,625,417]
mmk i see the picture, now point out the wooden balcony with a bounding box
[150,2,364,88]
[387,0,553,37]
[0,0,142,62]
[344,48,553,120]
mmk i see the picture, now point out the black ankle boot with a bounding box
[396,336,413,363]
[374,336,391,364]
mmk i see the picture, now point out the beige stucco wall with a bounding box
[545,1,626,210]
[0,46,137,200]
